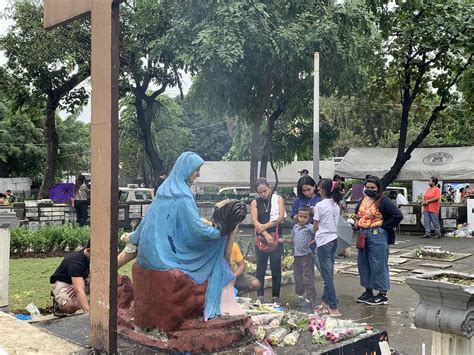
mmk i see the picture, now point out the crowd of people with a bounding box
[48,153,415,319]
[249,172,403,316]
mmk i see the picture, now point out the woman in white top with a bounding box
[313,179,342,316]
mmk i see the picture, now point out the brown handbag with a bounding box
[255,228,279,253]
[356,233,366,250]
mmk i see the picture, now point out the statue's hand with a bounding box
[201,217,213,226]
[120,232,131,243]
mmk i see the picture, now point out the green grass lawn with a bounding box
[9,257,133,312]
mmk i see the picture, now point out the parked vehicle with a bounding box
[217,187,251,197]
[344,186,408,202]
[119,184,153,203]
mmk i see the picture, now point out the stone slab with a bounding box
[399,250,472,262]
[391,275,405,283]
[419,262,453,269]
[411,268,437,274]
[389,268,408,273]
[388,257,408,266]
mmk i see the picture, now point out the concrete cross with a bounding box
[44,0,120,353]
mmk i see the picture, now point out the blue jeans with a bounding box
[255,243,283,297]
[357,228,390,292]
[317,239,338,309]
[423,211,441,238]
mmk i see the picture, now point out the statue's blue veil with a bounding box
[130,152,234,320]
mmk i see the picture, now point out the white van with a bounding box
[344,186,409,203]
[119,184,153,203]
[217,187,251,197]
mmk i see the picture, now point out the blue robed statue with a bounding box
[121,152,246,321]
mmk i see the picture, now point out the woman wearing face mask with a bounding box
[354,176,403,306]
[251,178,286,305]
[422,177,442,239]
[291,175,322,221]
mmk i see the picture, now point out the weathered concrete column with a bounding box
[406,271,474,355]
[0,212,20,311]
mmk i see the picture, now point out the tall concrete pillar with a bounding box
[0,213,19,311]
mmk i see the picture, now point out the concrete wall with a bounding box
[0,178,31,193]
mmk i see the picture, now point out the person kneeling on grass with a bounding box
[50,240,90,316]
[230,242,261,295]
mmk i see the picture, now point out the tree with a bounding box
[376,2,473,187]
[0,1,91,198]
[56,114,91,180]
[179,81,233,161]
[119,95,191,186]
[174,1,380,188]
[0,99,44,180]
[0,97,91,184]
[119,0,184,180]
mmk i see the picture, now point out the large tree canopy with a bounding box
[172,0,382,188]
[0,0,90,197]
[376,1,473,187]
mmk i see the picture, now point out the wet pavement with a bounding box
[31,231,474,354]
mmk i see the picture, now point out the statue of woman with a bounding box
[125,151,244,321]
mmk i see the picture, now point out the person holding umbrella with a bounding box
[73,175,90,227]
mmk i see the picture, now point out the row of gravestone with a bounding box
[0,201,296,230]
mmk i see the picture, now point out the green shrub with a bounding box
[10,224,126,255]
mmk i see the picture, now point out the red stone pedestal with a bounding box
[117,266,255,352]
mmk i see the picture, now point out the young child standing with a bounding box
[313,179,342,317]
[291,205,317,311]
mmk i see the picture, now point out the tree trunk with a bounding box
[259,135,269,179]
[260,106,284,179]
[249,70,273,191]
[134,97,165,181]
[250,116,262,191]
[381,100,447,188]
[38,102,59,199]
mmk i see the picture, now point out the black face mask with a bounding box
[364,189,378,198]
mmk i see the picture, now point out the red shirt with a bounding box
[423,186,441,213]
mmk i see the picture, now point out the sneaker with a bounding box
[272,297,282,306]
[297,298,313,312]
[257,296,265,304]
[421,235,431,239]
[52,297,67,317]
[356,291,374,303]
[365,294,390,306]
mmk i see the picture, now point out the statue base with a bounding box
[117,267,255,352]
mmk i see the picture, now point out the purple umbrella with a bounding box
[49,183,75,204]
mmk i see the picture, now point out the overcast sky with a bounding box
[0,0,191,123]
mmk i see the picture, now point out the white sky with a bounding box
[0,0,191,123]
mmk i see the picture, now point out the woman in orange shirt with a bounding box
[422,177,441,239]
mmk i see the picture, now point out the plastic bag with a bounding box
[254,340,276,355]
[25,303,41,317]
[282,331,300,346]
[268,327,291,346]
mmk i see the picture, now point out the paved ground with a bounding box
[3,231,472,354]
[0,311,82,354]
